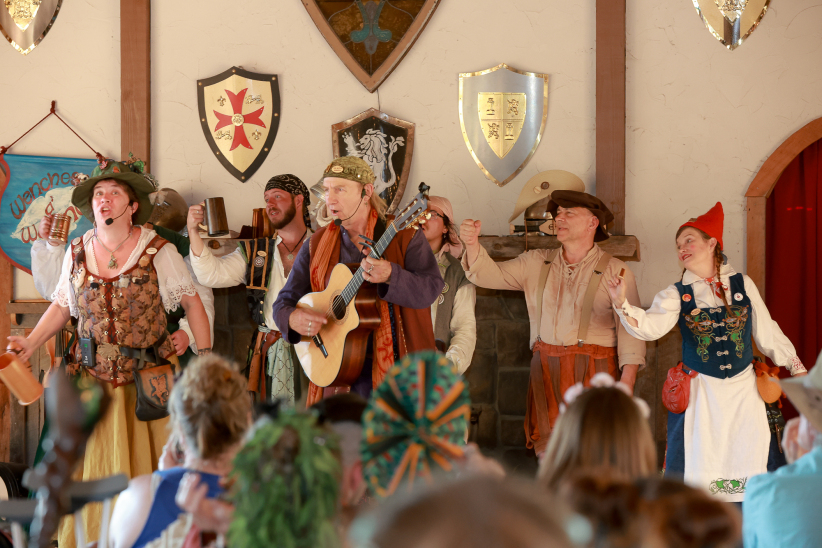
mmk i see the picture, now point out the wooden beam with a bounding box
[121,0,151,168]
[480,235,639,262]
[596,0,627,235]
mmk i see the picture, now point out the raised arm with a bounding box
[611,282,682,342]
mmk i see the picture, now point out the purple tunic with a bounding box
[273,224,444,345]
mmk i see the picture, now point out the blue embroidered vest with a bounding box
[675,273,752,379]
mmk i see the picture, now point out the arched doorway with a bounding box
[746,117,822,293]
[746,117,822,419]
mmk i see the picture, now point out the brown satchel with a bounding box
[134,363,176,422]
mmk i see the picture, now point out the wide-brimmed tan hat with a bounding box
[508,170,585,223]
[781,352,822,432]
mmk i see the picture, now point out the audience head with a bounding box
[168,354,250,461]
[361,352,469,498]
[349,476,577,548]
[312,393,369,508]
[562,475,741,548]
[228,410,341,548]
[538,377,656,492]
[780,350,822,463]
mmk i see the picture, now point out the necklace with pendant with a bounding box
[94,226,133,269]
[281,229,308,261]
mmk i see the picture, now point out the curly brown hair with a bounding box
[168,354,251,460]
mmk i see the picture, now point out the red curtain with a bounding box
[766,138,822,419]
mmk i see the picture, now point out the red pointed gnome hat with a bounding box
[679,202,724,250]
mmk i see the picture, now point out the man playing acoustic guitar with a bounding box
[273,157,443,405]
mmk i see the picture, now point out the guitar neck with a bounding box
[339,223,397,306]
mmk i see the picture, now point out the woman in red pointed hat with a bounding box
[607,202,807,504]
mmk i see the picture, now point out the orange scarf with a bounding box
[307,209,397,405]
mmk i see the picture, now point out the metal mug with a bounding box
[251,208,274,238]
[199,198,230,237]
[0,351,43,406]
[47,213,72,246]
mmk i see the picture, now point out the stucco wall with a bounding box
[4,0,822,304]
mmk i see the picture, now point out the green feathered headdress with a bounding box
[227,411,342,548]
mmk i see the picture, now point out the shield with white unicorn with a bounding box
[331,108,414,214]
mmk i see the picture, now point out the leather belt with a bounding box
[92,331,171,369]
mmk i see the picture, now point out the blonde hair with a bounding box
[168,354,250,460]
[538,387,657,492]
[367,185,388,220]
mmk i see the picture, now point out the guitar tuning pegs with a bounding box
[425,212,432,219]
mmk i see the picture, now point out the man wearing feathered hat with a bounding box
[460,172,645,455]
[186,173,313,403]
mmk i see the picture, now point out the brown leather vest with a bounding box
[70,234,175,385]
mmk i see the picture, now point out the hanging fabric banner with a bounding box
[0,154,97,273]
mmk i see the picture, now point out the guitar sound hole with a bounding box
[331,295,346,321]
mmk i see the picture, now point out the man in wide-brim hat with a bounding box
[743,352,822,546]
[460,184,645,455]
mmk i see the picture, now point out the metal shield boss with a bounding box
[332,108,414,214]
[197,67,281,182]
[0,0,62,55]
[692,0,770,50]
[460,64,549,187]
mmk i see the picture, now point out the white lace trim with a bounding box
[787,356,807,376]
[160,277,198,313]
[52,288,72,311]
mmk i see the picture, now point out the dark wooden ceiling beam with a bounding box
[596,0,627,235]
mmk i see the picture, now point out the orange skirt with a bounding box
[525,341,619,454]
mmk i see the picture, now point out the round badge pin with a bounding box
[71,237,81,246]
[146,247,158,255]
[437,294,445,305]
[254,257,265,267]
[257,250,267,257]
[139,255,150,267]
[691,309,700,316]
[734,292,743,301]
[682,294,692,302]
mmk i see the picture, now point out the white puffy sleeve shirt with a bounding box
[52,227,198,317]
[615,264,806,375]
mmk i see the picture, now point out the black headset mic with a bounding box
[105,204,132,226]
[333,188,368,227]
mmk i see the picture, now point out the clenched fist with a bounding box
[460,219,482,266]
[460,219,481,246]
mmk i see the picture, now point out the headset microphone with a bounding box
[105,204,132,226]
[333,190,368,227]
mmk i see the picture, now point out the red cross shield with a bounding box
[197,67,280,182]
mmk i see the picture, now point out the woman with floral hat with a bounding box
[607,202,806,503]
[8,157,211,546]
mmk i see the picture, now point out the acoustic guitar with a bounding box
[294,183,430,387]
